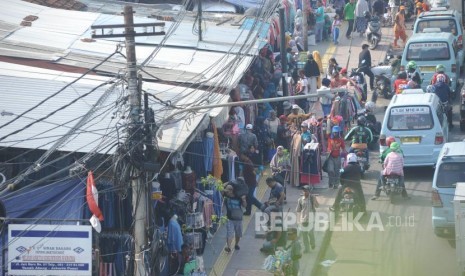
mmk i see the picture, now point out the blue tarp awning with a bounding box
[0,178,86,224]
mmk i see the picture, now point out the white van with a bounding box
[379,89,449,167]
[432,140,465,238]
[401,32,460,93]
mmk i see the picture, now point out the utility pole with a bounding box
[303,0,309,51]
[198,0,203,41]
[279,8,288,97]
[91,6,165,276]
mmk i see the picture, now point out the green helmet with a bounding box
[436,64,445,72]
[390,142,400,151]
[407,61,417,70]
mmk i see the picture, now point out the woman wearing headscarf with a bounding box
[312,51,323,88]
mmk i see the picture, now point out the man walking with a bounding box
[355,0,370,36]
[303,53,320,96]
[315,1,325,43]
[343,0,356,39]
[358,44,375,91]
[296,185,319,253]
[222,184,247,252]
[393,6,407,48]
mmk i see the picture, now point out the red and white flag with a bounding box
[86,171,104,233]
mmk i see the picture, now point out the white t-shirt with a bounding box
[234,106,245,130]
[299,77,308,95]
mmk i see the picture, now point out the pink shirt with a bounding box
[383,152,404,176]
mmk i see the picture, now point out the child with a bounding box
[332,14,342,44]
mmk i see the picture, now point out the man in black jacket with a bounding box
[304,53,320,95]
[358,44,375,91]
[330,153,366,212]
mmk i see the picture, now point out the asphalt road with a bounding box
[315,87,464,276]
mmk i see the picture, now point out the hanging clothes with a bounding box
[182,169,197,195]
[212,122,223,179]
[167,217,183,253]
[185,141,206,178]
[171,169,182,191]
[227,151,238,181]
[290,133,302,187]
[203,132,214,174]
[300,143,321,186]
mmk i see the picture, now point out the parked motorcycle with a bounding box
[366,15,382,50]
[373,73,393,99]
[339,187,363,215]
[382,175,403,203]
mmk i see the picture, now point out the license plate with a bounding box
[401,136,421,144]
[420,66,436,72]
[341,198,354,204]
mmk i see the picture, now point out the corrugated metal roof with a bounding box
[0,63,229,153]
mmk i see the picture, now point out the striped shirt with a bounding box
[383,152,404,176]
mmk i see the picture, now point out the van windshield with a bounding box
[387,106,433,130]
[437,162,465,188]
[406,42,450,61]
[415,19,458,35]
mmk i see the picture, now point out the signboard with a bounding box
[390,106,430,115]
[409,42,447,49]
[8,224,92,275]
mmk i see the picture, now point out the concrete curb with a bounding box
[310,227,333,276]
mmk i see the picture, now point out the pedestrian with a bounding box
[326,126,346,188]
[388,0,399,25]
[319,78,333,116]
[295,69,309,112]
[264,110,279,141]
[270,145,291,184]
[333,0,345,19]
[241,154,263,216]
[315,0,325,43]
[287,104,312,131]
[332,14,342,44]
[343,0,356,39]
[287,227,302,275]
[330,71,349,88]
[372,0,385,17]
[277,115,291,149]
[393,6,407,48]
[296,185,319,253]
[222,183,247,253]
[239,124,258,154]
[358,44,375,91]
[327,57,340,78]
[303,53,320,95]
[262,177,285,217]
[355,0,370,36]
[323,14,332,41]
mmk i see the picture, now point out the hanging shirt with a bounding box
[167,218,183,252]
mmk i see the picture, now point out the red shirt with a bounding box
[327,137,346,157]
[394,79,408,94]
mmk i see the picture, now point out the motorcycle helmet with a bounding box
[407,61,417,71]
[398,71,407,79]
[386,136,396,147]
[365,101,375,113]
[332,125,340,133]
[437,74,446,83]
[357,116,367,126]
[347,153,358,163]
[390,142,401,152]
[426,85,435,93]
[436,64,445,73]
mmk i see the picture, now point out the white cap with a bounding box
[292,104,300,109]
[246,124,253,130]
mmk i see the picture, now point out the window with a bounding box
[437,162,465,188]
[406,42,450,61]
[387,106,434,130]
[416,19,457,34]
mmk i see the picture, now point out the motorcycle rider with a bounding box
[433,74,453,128]
[405,61,422,86]
[358,44,375,92]
[344,116,373,164]
[373,142,410,199]
[364,101,377,126]
[330,153,366,212]
[430,64,450,85]
[393,71,409,94]
[372,136,403,199]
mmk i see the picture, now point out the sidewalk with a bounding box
[202,20,398,276]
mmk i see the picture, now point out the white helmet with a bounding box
[347,153,358,163]
[365,101,375,113]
